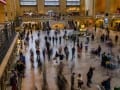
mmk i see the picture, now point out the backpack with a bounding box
[55,52,59,57]
[60,54,64,60]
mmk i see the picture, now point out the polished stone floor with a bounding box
[21,28,120,90]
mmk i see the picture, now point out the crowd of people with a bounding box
[9,22,120,90]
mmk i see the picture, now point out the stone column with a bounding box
[15,0,21,16]
[93,0,96,17]
[105,0,110,14]
[13,0,16,17]
[85,0,94,16]
[0,4,5,22]
[60,0,66,14]
[6,0,12,20]
[38,0,45,14]
[80,0,85,16]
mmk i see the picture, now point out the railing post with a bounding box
[4,24,9,41]
[0,78,3,90]
[1,74,5,90]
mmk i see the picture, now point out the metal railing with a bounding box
[0,22,16,64]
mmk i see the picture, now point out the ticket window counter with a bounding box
[75,19,94,30]
[79,24,86,32]
[74,20,86,31]
[75,21,86,30]
[84,19,94,28]
[111,20,120,31]
[95,19,104,28]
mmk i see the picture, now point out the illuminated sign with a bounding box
[0,0,6,4]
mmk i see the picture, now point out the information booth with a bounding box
[95,14,104,28]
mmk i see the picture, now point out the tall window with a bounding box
[20,0,37,6]
[66,0,80,6]
[45,0,59,6]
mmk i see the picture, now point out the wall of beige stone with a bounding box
[17,0,120,15]
[0,3,5,23]
[18,0,85,15]
[95,0,120,14]
[109,0,120,13]
[0,0,17,23]
[1,0,120,23]
[95,0,106,14]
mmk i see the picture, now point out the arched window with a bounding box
[45,0,59,6]
[66,0,80,6]
[20,0,37,6]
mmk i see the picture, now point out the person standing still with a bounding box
[115,35,118,44]
[86,67,95,87]
[72,46,75,60]
[101,77,111,90]
[77,73,84,89]
[71,73,75,90]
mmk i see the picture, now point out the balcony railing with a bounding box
[0,22,16,64]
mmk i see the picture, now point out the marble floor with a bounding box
[20,29,120,90]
